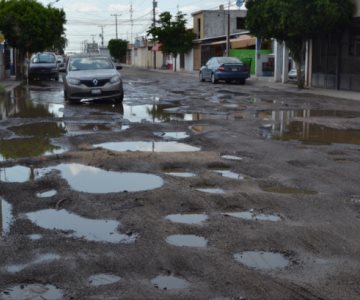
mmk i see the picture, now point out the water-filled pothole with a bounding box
[5,253,61,273]
[94,141,200,152]
[154,131,190,140]
[0,284,63,299]
[224,211,281,222]
[165,214,208,225]
[26,209,137,243]
[1,198,13,237]
[221,155,243,161]
[36,189,57,198]
[196,188,225,194]
[151,275,190,290]
[88,274,122,286]
[234,251,290,270]
[0,166,31,183]
[214,170,244,180]
[38,163,163,193]
[165,172,196,178]
[166,234,208,248]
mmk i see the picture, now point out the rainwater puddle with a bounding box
[262,185,317,195]
[151,275,190,290]
[272,122,360,145]
[28,234,43,240]
[165,172,196,178]
[65,123,128,136]
[224,211,281,222]
[165,214,208,225]
[88,274,122,286]
[234,251,290,270]
[38,163,163,193]
[196,188,225,194]
[5,253,61,273]
[154,131,190,140]
[36,189,57,198]
[214,170,244,180]
[26,209,137,243]
[221,155,243,161]
[95,141,200,153]
[166,234,208,248]
[0,284,63,300]
[0,166,31,183]
[1,198,13,237]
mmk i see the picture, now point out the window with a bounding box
[197,18,201,39]
[236,17,245,30]
[349,32,360,56]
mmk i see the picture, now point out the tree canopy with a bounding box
[108,39,128,62]
[245,0,355,87]
[147,11,196,71]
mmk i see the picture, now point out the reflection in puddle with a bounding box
[1,198,13,237]
[214,170,244,180]
[0,166,31,183]
[234,251,289,270]
[196,188,225,194]
[224,211,281,222]
[88,274,122,286]
[36,189,57,198]
[38,163,163,193]
[95,141,200,153]
[221,155,243,161]
[165,214,208,225]
[0,284,63,299]
[26,209,137,243]
[165,172,196,178]
[29,234,43,240]
[5,253,61,273]
[151,275,190,290]
[154,131,189,140]
[166,234,208,248]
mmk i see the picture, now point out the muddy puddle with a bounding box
[36,189,57,198]
[165,214,208,225]
[37,163,164,193]
[213,170,244,180]
[196,188,226,194]
[26,209,137,243]
[0,284,63,299]
[154,131,189,140]
[1,198,13,237]
[95,141,200,153]
[221,155,243,161]
[4,253,61,273]
[165,172,196,178]
[166,234,208,248]
[88,274,122,286]
[234,251,290,270]
[224,211,281,222]
[0,166,32,183]
[261,184,317,195]
[151,275,190,290]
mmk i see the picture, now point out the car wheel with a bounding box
[116,91,124,103]
[55,75,59,81]
[199,72,204,82]
[64,91,69,101]
[211,73,217,84]
[238,78,246,85]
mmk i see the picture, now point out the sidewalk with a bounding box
[0,76,22,92]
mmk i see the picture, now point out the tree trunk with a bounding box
[173,54,177,72]
[15,49,27,80]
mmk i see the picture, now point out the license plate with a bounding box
[91,89,101,95]
[232,68,238,71]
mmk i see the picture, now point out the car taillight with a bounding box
[217,64,225,72]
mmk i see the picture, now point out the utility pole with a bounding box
[111,14,121,39]
[152,0,157,69]
[99,25,105,47]
[130,1,134,44]
[226,0,230,57]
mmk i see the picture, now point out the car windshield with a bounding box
[217,57,241,64]
[69,57,114,71]
[31,53,56,64]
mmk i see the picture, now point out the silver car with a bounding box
[63,55,124,103]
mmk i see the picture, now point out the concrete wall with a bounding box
[354,0,360,16]
[133,47,163,69]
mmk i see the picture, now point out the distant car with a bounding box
[56,55,66,72]
[63,55,124,103]
[288,67,305,81]
[199,56,250,84]
[28,52,59,81]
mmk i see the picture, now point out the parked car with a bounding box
[63,55,124,103]
[288,67,305,81]
[199,56,250,84]
[28,52,59,81]
[56,55,66,72]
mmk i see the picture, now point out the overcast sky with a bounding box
[38,0,244,53]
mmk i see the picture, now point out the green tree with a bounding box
[0,0,66,79]
[245,0,355,88]
[108,39,128,63]
[147,11,196,71]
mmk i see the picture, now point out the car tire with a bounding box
[55,75,59,81]
[211,73,217,84]
[116,91,124,103]
[199,72,204,82]
[238,78,246,85]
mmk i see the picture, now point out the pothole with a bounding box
[224,211,281,222]
[0,166,31,183]
[5,253,61,273]
[196,188,225,194]
[88,274,122,286]
[94,141,200,152]
[166,234,208,248]
[154,131,190,140]
[234,251,290,270]
[213,170,244,180]
[165,172,196,178]
[261,184,317,195]
[1,198,13,237]
[26,209,137,243]
[0,284,63,299]
[151,275,190,290]
[37,163,164,193]
[36,189,57,198]
[221,155,243,161]
[165,214,208,225]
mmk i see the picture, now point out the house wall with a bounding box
[133,47,163,69]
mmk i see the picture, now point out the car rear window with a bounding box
[31,53,56,63]
[69,57,113,71]
[217,57,241,64]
